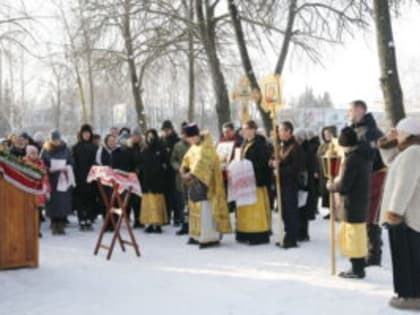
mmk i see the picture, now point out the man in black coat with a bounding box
[72,124,97,231]
[161,120,181,225]
[349,100,386,266]
[277,121,305,249]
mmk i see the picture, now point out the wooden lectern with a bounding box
[0,175,39,269]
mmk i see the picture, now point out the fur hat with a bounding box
[183,123,200,137]
[80,124,93,134]
[161,120,174,130]
[338,127,358,147]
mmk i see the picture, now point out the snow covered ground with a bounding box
[0,211,414,315]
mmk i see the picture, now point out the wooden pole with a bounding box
[327,157,336,275]
[271,107,284,247]
[239,99,250,125]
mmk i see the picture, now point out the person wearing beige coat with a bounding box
[379,117,420,311]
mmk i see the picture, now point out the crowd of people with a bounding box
[1,100,419,310]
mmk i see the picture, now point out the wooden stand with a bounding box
[94,181,141,260]
[0,176,39,269]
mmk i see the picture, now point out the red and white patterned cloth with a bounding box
[0,159,44,195]
[87,166,142,196]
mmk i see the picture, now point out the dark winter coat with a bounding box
[301,137,320,219]
[171,139,190,192]
[140,140,169,194]
[128,141,144,176]
[162,132,180,156]
[41,141,74,219]
[279,137,304,190]
[72,141,97,192]
[350,113,385,172]
[161,132,180,188]
[96,145,131,172]
[330,145,371,223]
[242,135,271,187]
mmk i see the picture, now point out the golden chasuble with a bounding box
[182,132,232,233]
[237,138,271,233]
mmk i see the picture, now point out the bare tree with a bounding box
[53,0,89,124]
[230,0,368,132]
[183,0,196,121]
[228,0,272,132]
[373,0,405,125]
[195,0,231,130]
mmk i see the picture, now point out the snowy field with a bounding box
[0,211,414,315]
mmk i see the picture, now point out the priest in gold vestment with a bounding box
[180,123,232,248]
[236,120,271,245]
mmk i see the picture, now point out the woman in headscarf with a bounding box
[140,129,169,233]
[379,118,420,311]
[41,130,74,235]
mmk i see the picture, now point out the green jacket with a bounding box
[171,139,191,192]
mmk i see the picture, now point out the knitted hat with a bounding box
[50,129,62,141]
[33,132,45,143]
[20,131,30,139]
[338,127,358,147]
[396,117,420,136]
[131,126,142,136]
[161,120,174,130]
[183,123,200,137]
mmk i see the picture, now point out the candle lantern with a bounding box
[322,138,342,276]
[322,139,342,179]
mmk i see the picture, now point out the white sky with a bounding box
[282,6,420,111]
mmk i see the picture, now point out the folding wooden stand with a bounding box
[94,181,141,260]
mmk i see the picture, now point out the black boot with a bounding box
[279,235,298,249]
[187,238,199,245]
[84,220,94,231]
[79,220,87,231]
[298,218,310,242]
[56,221,66,235]
[339,258,365,279]
[366,224,382,267]
[51,222,59,235]
[145,225,155,233]
[176,223,189,236]
[281,240,298,249]
[154,226,163,234]
[199,241,220,249]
